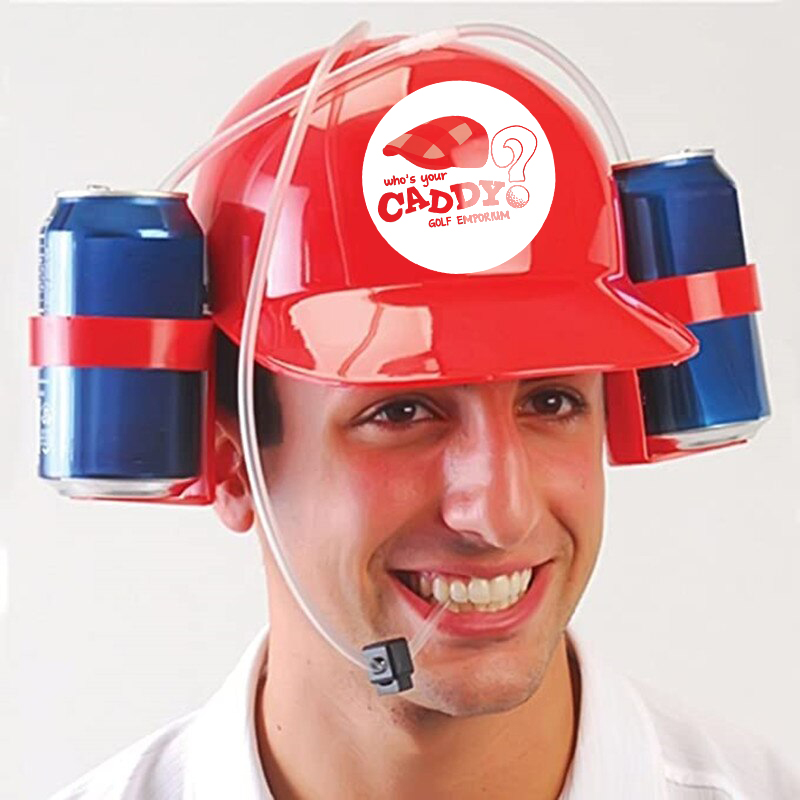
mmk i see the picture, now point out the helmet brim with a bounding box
[215,275,698,387]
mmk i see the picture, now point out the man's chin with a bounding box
[409,656,546,718]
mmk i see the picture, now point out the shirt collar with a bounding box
[560,627,669,799]
[185,626,273,799]
[184,624,668,800]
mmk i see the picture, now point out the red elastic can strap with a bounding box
[29,315,214,370]
[606,263,762,465]
[631,263,761,326]
[29,314,217,505]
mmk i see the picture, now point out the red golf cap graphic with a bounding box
[383,115,489,169]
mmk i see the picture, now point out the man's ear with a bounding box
[213,412,254,534]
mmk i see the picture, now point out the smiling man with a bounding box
[50,31,800,800]
[213,356,603,799]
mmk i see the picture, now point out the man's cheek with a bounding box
[344,460,435,540]
[535,431,603,494]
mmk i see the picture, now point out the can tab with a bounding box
[361,637,414,695]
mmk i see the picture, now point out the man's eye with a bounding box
[360,389,585,428]
[522,389,586,420]
[366,400,435,426]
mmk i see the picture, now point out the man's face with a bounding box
[257,372,606,716]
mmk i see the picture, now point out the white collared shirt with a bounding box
[49,626,800,799]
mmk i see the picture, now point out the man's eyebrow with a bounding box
[519,375,578,383]
[448,375,584,392]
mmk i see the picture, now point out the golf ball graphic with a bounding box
[506,185,530,209]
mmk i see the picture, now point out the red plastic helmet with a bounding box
[191,38,697,388]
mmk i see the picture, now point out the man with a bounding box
[51,340,800,799]
[51,29,799,799]
[213,338,601,799]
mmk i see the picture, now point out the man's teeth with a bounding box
[403,569,534,613]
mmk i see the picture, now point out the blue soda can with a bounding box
[38,186,206,498]
[612,148,770,449]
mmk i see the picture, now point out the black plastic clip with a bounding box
[361,637,414,695]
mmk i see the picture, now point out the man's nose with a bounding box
[439,410,543,549]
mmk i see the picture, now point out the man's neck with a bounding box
[255,620,581,800]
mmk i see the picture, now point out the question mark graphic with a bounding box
[491,126,538,209]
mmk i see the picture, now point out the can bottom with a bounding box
[45,477,182,499]
[658,418,768,451]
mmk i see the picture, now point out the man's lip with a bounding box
[387,560,548,581]
[389,561,554,638]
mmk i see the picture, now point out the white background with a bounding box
[2,3,799,798]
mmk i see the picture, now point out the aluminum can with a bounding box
[612,149,769,449]
[38,186,205,498]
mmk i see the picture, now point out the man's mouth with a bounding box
[391,567,537,614]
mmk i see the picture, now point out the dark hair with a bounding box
[214,329,284,446]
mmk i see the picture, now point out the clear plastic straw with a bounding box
[159,23,628,194]
[455,22,630,162]
[409,598,451,658]
[158,27,459,193]
[238,21,369,670]
[237,20,450,673]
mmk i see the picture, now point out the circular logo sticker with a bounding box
[362,81,556,275]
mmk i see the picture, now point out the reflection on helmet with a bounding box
[192,38,697,389]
